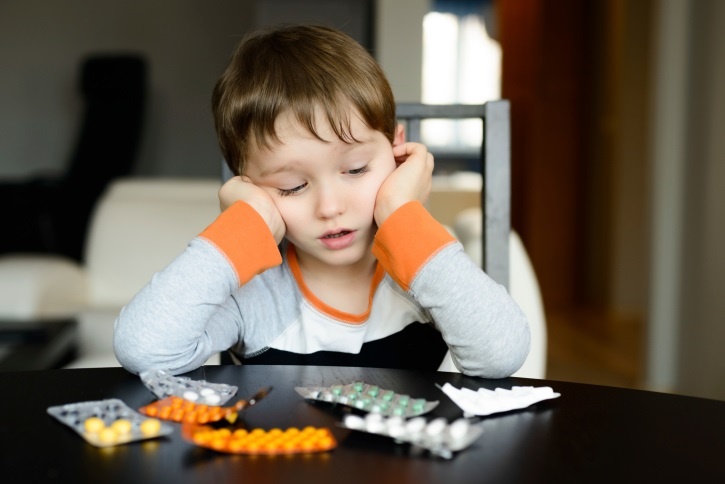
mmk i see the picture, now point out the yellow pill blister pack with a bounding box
[182,423,337,455]
[48,398,172,447]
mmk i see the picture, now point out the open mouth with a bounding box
[323,231,351,239]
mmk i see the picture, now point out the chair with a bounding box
[394,102,546,378]
[0,54,147,262]
[395,102,511,288]
[0,178,223,368]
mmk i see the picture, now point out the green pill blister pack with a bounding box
[295,381,438,417]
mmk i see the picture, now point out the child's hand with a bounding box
[219,176,286,244]
[374,142,434,225]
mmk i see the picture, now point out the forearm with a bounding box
[411,244,530,377]
[373,201,530,377]
[113,240,241,374]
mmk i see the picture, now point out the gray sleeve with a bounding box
[113,238,244,375]
[410,241,531,378]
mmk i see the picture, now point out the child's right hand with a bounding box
[219,176,286,244]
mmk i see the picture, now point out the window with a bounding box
[421,1,501,155]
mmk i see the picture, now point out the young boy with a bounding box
[113,24,530,378]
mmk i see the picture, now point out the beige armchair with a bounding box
[0,178,222,368]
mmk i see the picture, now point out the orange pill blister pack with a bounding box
[48,398,172,447]
[182,423,337,455]
[139,396,238,424]
[138,386,271,425]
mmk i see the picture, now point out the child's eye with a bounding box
[277,183,307,197]
[346,165,370,176]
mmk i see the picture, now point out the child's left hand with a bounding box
[374,142,434,226]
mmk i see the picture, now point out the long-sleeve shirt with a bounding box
[113,200,530,377]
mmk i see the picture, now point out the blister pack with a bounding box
[340,413,483,459]
[47,398,172,447]
[140,369,237,406]
[138,386,271,424]
[295,381,438,417]
[182,424,337,455]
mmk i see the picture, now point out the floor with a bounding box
[544,308,646,391]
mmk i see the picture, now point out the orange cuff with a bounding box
[199,201,282,285]
[372,201,456,291]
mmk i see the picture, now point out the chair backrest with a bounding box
[84,178,221,307]
[220,101,511,289]
[395,102,511,289]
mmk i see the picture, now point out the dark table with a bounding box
[1,365,724,483]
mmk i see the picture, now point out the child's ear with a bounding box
[393,123,405,146]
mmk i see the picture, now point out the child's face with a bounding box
[245,108,400,271]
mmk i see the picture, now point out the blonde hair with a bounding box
[212,24,396,176]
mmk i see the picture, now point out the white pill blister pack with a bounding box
[47,398,172,447]
[140,369,238,406]
[340,413,484,459]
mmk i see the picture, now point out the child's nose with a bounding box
[315,183,345,219]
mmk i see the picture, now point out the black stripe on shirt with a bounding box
[234,322,448,371]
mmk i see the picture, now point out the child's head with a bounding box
[212,24,397,176]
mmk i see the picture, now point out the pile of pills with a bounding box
[140,369,237,406]
[138,387,271,424]
[182,424,337,455]
[340,413,484,459]
[295,381,438,417]
[47,398,172,447]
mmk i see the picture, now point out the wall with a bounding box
[647,0,725,400]
[0,1,254,180]
[375,0,429,102]
[674,0,725,399]
[0,1,379,181]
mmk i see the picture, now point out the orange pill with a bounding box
[158,406,172,419]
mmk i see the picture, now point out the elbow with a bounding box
[113,331,146,375]
[458,311,532,379]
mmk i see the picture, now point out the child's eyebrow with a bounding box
[257,164,295,178]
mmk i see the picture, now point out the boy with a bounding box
[113,24,530,377]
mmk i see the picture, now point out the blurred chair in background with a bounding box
[0,54,147,262]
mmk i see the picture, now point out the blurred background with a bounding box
[1,0,723,401]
